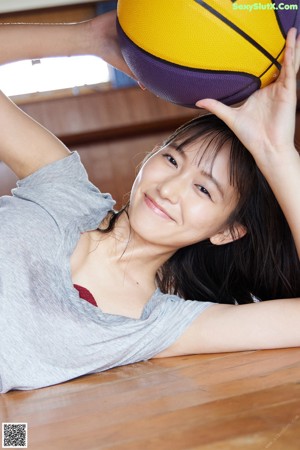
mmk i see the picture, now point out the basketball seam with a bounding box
[275,46,285,61]
[219,79,260,104]
[117,18,261,78]
[194,0,281,70]
[180,78,259,106]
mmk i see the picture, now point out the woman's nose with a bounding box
[157,175,186,204]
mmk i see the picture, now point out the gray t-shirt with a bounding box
[0,152,214,393]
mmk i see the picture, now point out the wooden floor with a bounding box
[1,348,300,449]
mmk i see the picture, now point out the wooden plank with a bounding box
[19,87,197,139]
[1,348,300,450]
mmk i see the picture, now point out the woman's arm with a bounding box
[196,28,300,258]
[155,298,300,357]
[0,11,130,73]
[0,22,87,65]
[155,30,300,359]
[0,11,132,179]
[0,91,70,179]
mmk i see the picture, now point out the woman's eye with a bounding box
[196,185,211,199]
[163,153,178,167]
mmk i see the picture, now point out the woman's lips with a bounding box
[144,194,174,221]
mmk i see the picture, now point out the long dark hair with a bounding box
[102,114,300,304]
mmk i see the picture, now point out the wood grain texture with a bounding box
[1,348,300,449]
[19,87,196,138]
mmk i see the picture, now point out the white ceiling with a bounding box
[0,0,104,14]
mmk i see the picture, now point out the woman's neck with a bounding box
[99,211,176,285]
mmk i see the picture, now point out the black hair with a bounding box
[101,114,300,304]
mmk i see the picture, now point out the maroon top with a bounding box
[73,284,97,307]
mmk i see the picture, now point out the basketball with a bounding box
[117,0,300,107]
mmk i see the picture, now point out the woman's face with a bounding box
[128,138,241,251]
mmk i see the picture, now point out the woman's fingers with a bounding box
[278,28,299,91]
[295,32,300,72]
[195,98,237,127]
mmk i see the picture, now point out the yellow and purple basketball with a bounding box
[117,0,299,107]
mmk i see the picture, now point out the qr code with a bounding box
[2,423,28,448]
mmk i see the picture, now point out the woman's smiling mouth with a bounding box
[144,194,174,221]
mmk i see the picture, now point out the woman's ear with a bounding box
[209,223,247,246]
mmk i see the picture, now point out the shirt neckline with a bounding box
[71,281,161,320]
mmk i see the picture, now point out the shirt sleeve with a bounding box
[0,289,216,393]
[84,291,216,368]
[11,151,115,233]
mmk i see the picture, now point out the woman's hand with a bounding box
[196,28,300,164]
[87,11,136,80]
[0,10,135,81]
[196,27,300,259]
[0,11,139,181]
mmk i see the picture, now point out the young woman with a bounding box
[0,12,299,393]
